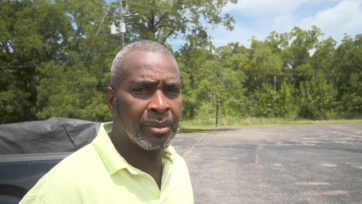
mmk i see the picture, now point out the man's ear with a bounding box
[106,87,116,115]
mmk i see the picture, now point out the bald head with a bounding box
[110,40,174,89]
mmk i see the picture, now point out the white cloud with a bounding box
[172,0,362,50]
[208,25,256,47]
[298,0,362,37]
[223,0,310,16]
[272,13,295,31]
[267,0,362,44]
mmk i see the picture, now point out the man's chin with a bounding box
[137,131,175,151]
[145,132,173,144]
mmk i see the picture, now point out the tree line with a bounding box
[0,0,361,124]
[178,27,362,120]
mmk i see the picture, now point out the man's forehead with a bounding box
[128,72,181,85]
[118,51,180,87]
[123,51,179,73]
[124,50,176,64]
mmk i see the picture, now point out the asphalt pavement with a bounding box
[172,124,362,204]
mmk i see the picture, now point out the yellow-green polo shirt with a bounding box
[20,122,194,204]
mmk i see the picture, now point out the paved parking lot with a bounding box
[173,124,362,204]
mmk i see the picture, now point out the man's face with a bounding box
[112,51,182,151]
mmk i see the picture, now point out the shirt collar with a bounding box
[92,122,176,175]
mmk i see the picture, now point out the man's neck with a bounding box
[108,130,164,189]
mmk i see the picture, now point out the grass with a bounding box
[179,116,362,130]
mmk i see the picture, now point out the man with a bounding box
[20,40,194,204]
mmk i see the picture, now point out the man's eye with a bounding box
[134,87,148,92]
[167,88,180,94]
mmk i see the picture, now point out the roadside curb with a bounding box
[177,128,236,134]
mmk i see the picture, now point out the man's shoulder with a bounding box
[173,153,187,164]
[172,152,190,174]
[55,144,100,170]
[21,144,106,203]
[29,144,101,188]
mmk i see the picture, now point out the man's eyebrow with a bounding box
[134,81,157,86]
[133,81,181,88]
[164,83,181,88]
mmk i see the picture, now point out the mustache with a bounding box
[141,118,175,130]
[140,118,177,134]
[143,118,173,123]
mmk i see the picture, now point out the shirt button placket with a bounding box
[146,180,151,186]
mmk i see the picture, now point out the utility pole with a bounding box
[211,89,219,127]
[274,75,276,91]
[216,99,219,127]
[119,0,124,49]
[109,2,126,47]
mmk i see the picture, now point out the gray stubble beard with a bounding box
[116,97,176,151]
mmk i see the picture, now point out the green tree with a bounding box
[276,82,295,118]
[241,37,282,93]
[251,84,278,117]
[196,46,246,117]
[329,34,362,117]
[337,73,362,118]
[177,42,247,119]
[17,0,239,123]
[177,45,213,119]
[34,0,120,122]
[333,35,362,96]
[249,82,294,118]
[311,36,337,83]
[36,61,111,121]
[298,79,335,119]
[123,0,237,44]
[266,26,323,89]
[0,0,72,123]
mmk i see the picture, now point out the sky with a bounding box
[169,0,362,50]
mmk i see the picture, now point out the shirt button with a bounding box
[146,180,151,186]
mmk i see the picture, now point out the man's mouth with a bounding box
[143,120,173,135]
[144,125,171,134]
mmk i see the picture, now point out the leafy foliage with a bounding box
[1,0,361,124]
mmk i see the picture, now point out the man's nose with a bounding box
[147,89,170,113]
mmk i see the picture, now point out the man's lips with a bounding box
[143,121,172,134]
[144,126,171,134]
